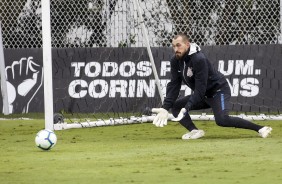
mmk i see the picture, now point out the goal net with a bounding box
[0,0,282,130]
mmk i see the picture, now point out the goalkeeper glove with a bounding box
[171,108,187,121]
[152,108,169,127]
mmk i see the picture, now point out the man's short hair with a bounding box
[173,33,190,43]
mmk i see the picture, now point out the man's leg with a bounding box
[172,95,209,131]
[206,86,265,132]
[172,96,208,139]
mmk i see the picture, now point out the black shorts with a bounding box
[172,83,231,117]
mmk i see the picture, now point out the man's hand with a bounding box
[171,108,187,121]
[152,108,169,127]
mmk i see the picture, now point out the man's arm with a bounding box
[162,58,182,110]
[153,58,182,127]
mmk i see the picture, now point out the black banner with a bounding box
[1,45,281,113]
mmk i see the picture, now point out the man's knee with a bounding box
[215,115,231,127]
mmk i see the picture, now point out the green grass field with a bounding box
[0,119,281,184]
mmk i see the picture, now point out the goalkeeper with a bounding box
[152,33,272,139]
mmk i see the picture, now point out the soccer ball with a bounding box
[35,129,57,151]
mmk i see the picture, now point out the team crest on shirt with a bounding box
[187,67,193,77]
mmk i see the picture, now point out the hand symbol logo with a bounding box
[4,57,43,113]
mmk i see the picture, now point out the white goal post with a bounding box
[41,0,54,130]
[0,21,9,115]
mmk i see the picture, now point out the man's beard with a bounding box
[175,52,183,60]
[175,49,189,60]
